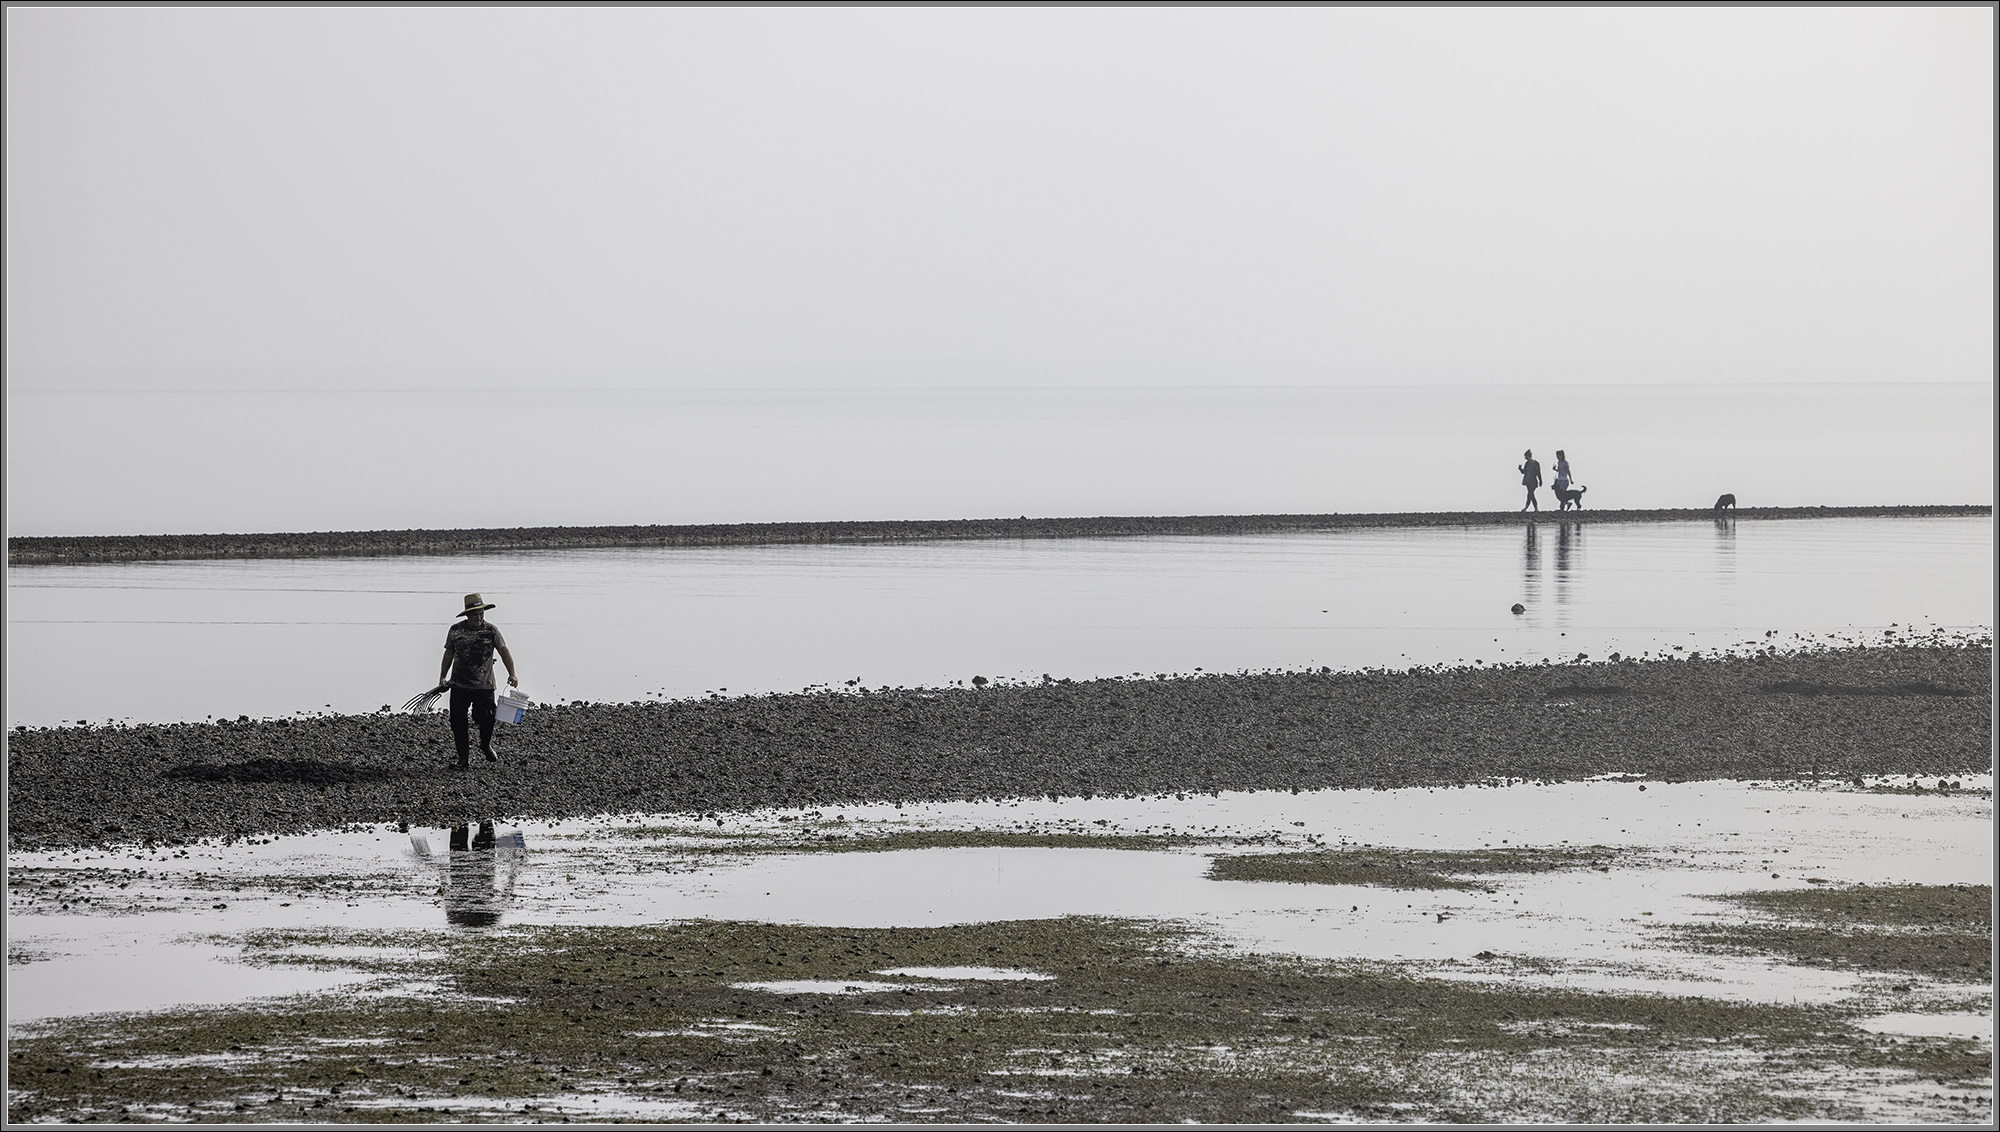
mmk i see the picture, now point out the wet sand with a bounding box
[8,504,1988,565]
[7,641,1988,852]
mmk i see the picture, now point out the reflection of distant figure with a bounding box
[444,820,517,927]
[1554,522,1577,610]
[1518,450,1542,512]
[1521,521,1541,611]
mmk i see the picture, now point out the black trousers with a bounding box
[449,685,496,765]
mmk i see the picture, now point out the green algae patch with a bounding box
[8,917,1990,1125]
[1675,884,1993,983]
[1207,846,1632,891]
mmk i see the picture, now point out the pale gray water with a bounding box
[6,516,1990,728]
[5,384,1990,537]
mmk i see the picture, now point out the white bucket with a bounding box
[496,689,533,725]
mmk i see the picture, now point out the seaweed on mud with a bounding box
[1206,846,1634,890]
[1720,884,1992,930]
[7,917,1989,1125]
[1674,884,1993,983]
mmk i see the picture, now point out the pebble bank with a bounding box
[7,643,1988,851]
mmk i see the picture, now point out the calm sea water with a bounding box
[6,516,1989,728]
[5,384,1990,537]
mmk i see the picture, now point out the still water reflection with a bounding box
[6,516,1991,727]
[411,822,524,928]
[1553,521,1578,619]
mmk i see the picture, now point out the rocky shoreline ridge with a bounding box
[8,504,1989,566]
[7,642,1989,851]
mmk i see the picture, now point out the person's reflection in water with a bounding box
[1521,522,1542,614]
[1553,522,1579,617]
[444,820,519,927]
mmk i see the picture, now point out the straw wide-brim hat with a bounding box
[457,593,497,617]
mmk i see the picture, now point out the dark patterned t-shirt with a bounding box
[445,622,507,689]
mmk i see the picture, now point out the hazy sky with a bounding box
[6,6,1992,390]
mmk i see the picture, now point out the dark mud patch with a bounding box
[1862,778,1988,796]
[7,865,423,918]
[6,944,57,966]
[1544,685,1632,698]
[1675,885,1993,983]
[7,867,162,916]
[165,759,403,786]
[8,917,1990,1125]
[1206,847,1635,891]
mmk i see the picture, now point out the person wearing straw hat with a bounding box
[438,593,519,771]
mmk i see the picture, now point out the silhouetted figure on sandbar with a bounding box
[1518,450,1542,512]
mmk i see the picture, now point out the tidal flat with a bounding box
[8,774,1993,1123]
[8,903,1992,1125]
[7,641,1992,1122]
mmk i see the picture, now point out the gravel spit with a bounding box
[7,643,1988,851]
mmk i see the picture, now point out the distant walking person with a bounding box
[1518,450,1543,512]
[439,593,519,771]
[1552,450,1572,493]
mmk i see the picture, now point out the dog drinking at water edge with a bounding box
[1714,493,1737,511]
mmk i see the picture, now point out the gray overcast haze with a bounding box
[5,6,1992,391]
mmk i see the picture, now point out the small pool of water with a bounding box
[1856,1013,1994,1041]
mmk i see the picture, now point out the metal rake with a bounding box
[401,684,450,714]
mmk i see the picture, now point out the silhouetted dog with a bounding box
[1714,493,1737,511]
[1554,484,1587,510]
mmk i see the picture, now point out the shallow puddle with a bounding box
[1858,1013,1994,1040]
